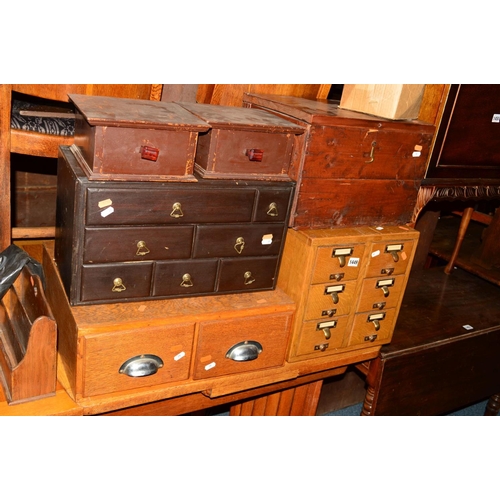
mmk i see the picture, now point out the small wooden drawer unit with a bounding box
[42,241,296,403]
[243,93,435,229]
[55,146,295,305]
[177,102,304,181]
[277,225,419,362]
[69,93,210,182]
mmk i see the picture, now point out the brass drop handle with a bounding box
[119,354,164,377]
[112,277,126,292]
[136,240,150,256]
[338,255,346,267]
[365,141,377,163]
[372,319,381,331]
[390,251,399,263]
[323,328,331,340]
[244,271,256,285]
[267,202,279,217]
[381,285,390,297]
[180,273,193,287]
[385,244,403,263]
[170,202,184,218]
[234,237,245,254]
[317,320,336,341]
[333,248,353,268]
[330,291,339,304]
[367,313,385,335]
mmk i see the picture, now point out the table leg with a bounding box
[484,394,500,416]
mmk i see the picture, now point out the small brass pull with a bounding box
[381,268,394,275]
[136,240,150,256]
[323,328,331,340]
[364,334,378,342]
[330,291,339,304]
[180,273,193,287]
[390,251,399,263]
[372,319,381,331]
[112,277,126,292]
[322,309,337,317]
[385,244,403,262]
[244,271,256,285]
[234,237,245,254]
[315,343,329,352]
[330,273,345,281]
[373,301,386,310]
[318,320,336,340]
[381,285,390,297]
[325,284,344,304]
[338,255,346,267]
[365,141,377,163]
[332,248,353,267]
[368,313,385,333]
[267,202,279,217]
[170,202,184,218]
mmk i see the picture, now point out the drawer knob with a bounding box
[245,148,264,162]
[180,273,194,287]
[136,240,150,256]
[244,271,256,285]
[234,237,245,254]
[170,202,184,218]
[112,277,126,292]
[140,145,160,162]
[267,202,279,217]
[119,354,164,377]
[365,141,377,163]
[226,340,263,361]
[364,334,378,342]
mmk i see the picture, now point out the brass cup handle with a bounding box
[180,273,193,287]
[136,240,150,256]
[170,202,184,218]
[112,277,126,292]
[119,354,164,377]
[234,237,245,254]
[226,341,263,361]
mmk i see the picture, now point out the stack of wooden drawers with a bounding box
[278,225,419,362]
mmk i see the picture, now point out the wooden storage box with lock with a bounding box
[55,146,295,305]
[68,94,210,182]
[176,102,305,181]
[243,93,435,229]
[277,225,419,362]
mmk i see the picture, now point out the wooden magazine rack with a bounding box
[0,265,57,405]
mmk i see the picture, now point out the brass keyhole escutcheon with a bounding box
[112,277,126,292]
[234,237,245,254]
[136,240,150,256]
[267,202,279,217]
[170,202,184,218]
[244,271,256,285]
[180,273,193,287]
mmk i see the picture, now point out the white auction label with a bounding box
[204,362,216,371]
[174,351,186,361]
[492,114,500,123]
[100,206,114,217]
[348,257,360,267]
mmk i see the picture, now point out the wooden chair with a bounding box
[0,84,163,251]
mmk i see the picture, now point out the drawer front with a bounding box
[348,309,396,346]
[304,280,358,320]
[303,126,432,180]
[254,187,293,223]
[193,312,292,379]
[356,276,405,312]
[292,315,349,358]
[217,256,279,293]
[193,224,285,259]
[82,322,194,397]
[85,187,256,225]
[92,127,197,178]
[153,259,218,297]
[83,226,194,263]
[80,262,153,303]
[365,239,415,277]
[200,129,294,176]
[311,243,365,284]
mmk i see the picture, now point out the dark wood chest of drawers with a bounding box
[243,93,435,229]
[55,146,295,305]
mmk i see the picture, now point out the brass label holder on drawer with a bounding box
[332,247,353,267]
[367,312,386,333]
[317,320,337,340]
[385,243,404,262]
[324,284,345,304]
[376,278,395,297]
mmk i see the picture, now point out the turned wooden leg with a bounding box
[361,385,375,416]
[484,394,500,416]
[444,206,474,274]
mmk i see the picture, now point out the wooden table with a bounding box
[361,266,500,416]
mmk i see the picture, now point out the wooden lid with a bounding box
[68,94,210,131]
[177,102,305,134]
